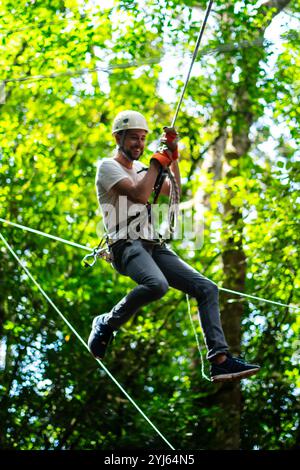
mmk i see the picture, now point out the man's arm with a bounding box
[157,126,181,197]
[112,159,161,204]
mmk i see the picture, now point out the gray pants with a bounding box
[106,239,229,360]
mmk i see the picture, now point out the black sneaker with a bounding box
[88,314,115,359]
[210,354,260,382]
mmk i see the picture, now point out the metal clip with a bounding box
[82,238,112,268]
[82,247,100,268]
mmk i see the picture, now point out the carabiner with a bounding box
[82,248,99,268]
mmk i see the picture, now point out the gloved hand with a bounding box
[150,127,179,168]
[150,149,173,168]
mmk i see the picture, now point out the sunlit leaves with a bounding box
[0,0,299,452]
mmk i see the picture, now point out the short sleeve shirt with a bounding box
[95,158,156,241]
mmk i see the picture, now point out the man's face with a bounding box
[117,129,147,160]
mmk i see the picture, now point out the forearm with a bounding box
[157,160,181,197]
[132,159,161,204]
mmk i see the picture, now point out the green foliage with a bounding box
[0,0,299,451]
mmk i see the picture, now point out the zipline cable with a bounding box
[171,0,213,128]
[0,19,72,36]
[2,58,161,85]
[186,294,211,382]
[218,287,298,310]
[0,231,175,451]
[1,37,269,87]
[1,217,298,311]
[153,0,213,205]
[0,217,92,252]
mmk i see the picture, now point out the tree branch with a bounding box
[259,0,292,29]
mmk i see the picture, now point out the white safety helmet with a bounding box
[112,110,149,134]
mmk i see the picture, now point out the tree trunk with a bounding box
[209,0,292,450]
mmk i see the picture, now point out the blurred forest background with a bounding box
[0,0,299,450]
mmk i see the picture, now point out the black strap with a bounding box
[153,168,168,203]
[137,167,148,174]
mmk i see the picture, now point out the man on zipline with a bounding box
[88,110,260,382]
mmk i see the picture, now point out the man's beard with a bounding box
[125,148,144,160]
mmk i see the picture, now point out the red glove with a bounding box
[160,127,179,160]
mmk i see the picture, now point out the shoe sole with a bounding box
[211,367,260,383]
[89,331,116,360]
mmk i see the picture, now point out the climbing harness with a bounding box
[82,201,158,267]
[82,237,113,267]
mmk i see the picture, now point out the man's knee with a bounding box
[195,279,218,299]
[148,279,169,299]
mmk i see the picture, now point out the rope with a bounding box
[0,217,299,311]
[0,218,92,252]
[153,0,214,211]
[1,38,272,87]
[3,58,162,85]
[0,231,175,450]
[171,0,214,128]
[218,287,299,310]
[186,294,211,382]
[166,167,180,235]
[0,19,73,36]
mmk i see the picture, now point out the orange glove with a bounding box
[150,149,172,168]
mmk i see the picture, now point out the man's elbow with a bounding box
[135,196,148,204]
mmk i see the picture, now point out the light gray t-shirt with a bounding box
[95,157,156,241]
